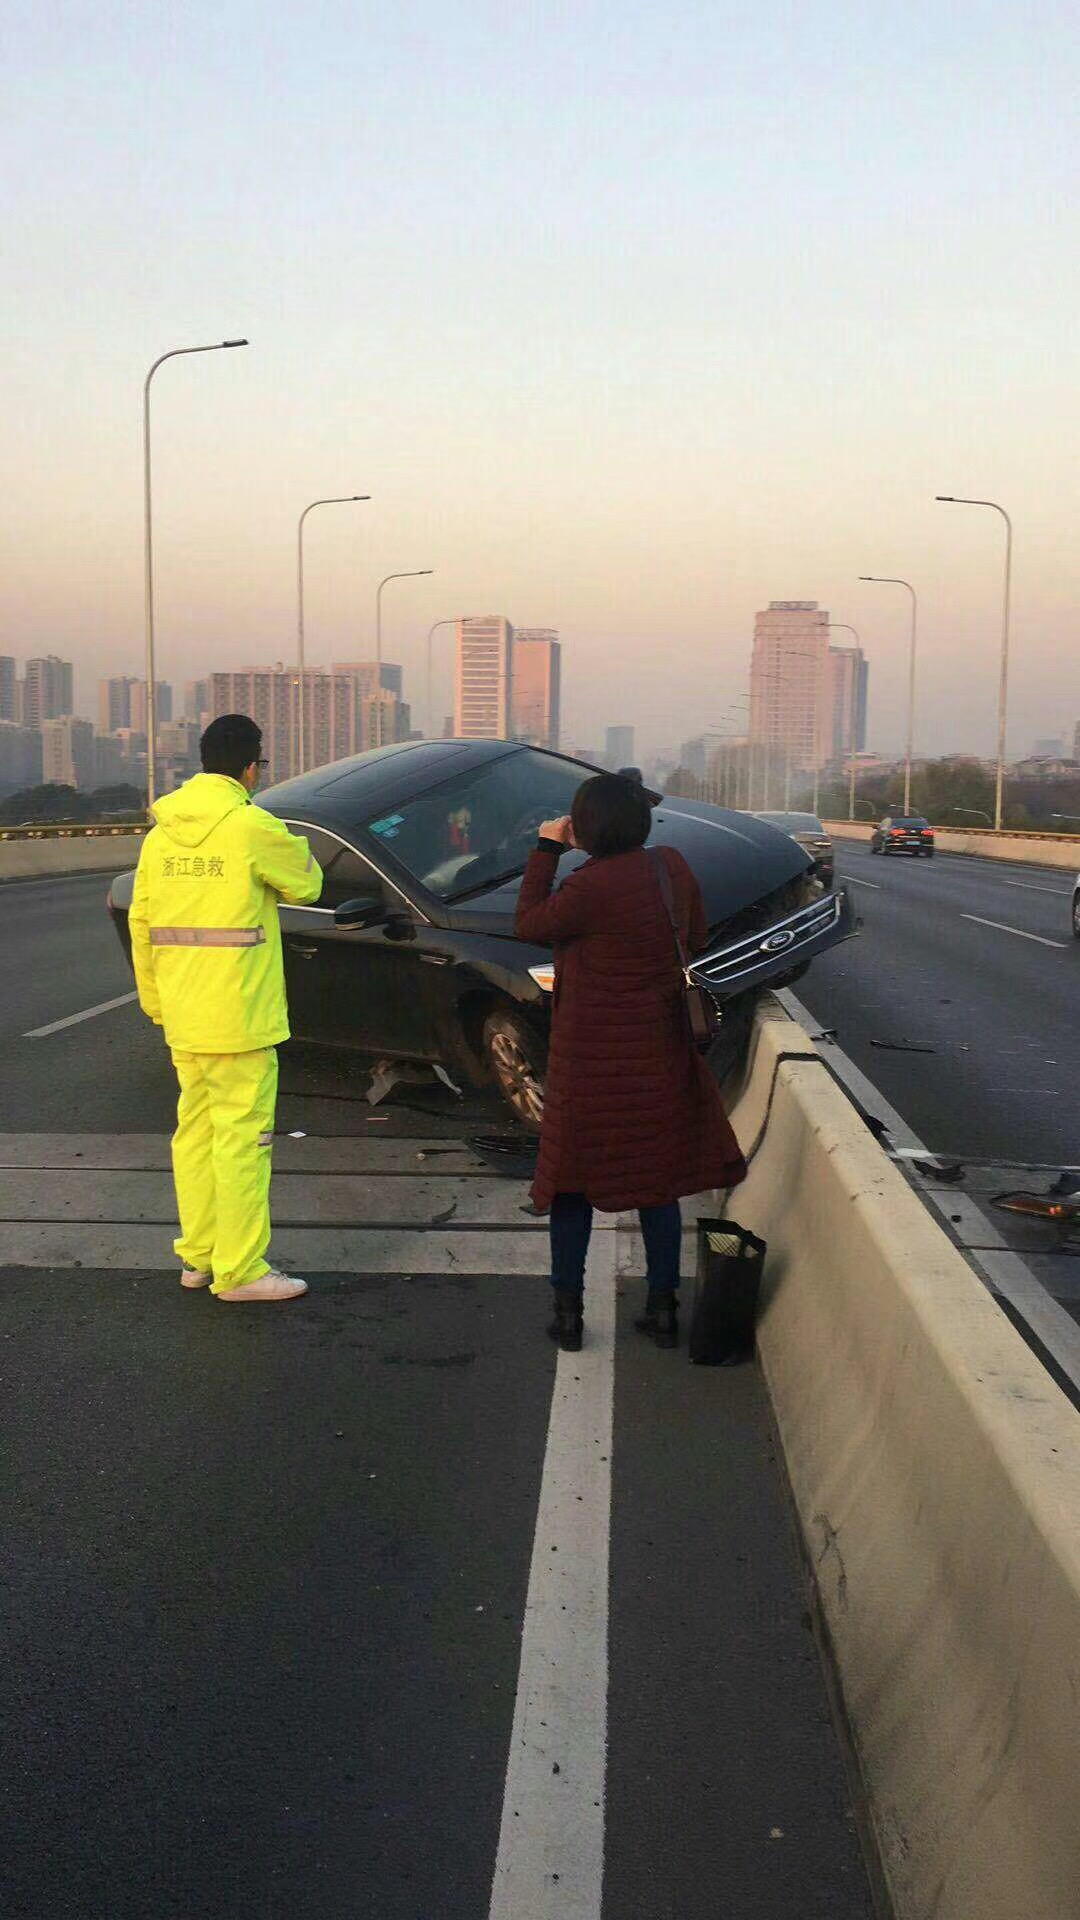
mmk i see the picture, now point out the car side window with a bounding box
[284,825,390,910]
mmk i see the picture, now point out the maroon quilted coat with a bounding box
[515,842,747,1213]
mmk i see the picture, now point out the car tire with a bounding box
[1073,892,1080,940]
[924,849,934,859]
[483,1009,547,1132]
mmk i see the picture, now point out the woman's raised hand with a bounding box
[539,815,575,846]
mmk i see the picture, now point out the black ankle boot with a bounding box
[635,1288,679,1348]
[547,1287,584,1352]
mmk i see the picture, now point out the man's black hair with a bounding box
[615,765,644,785]
[200,714,262,780]
[571,772,652,858]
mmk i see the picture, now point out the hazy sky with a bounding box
[3,0,1077,759]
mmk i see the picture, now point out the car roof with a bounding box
[259,738,567,830]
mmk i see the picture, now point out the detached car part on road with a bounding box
[108,741,857,1128]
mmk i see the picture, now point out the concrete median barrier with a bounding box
[825,819,1080,870]
[721,1003,1080,1920]
[0,832,144,881]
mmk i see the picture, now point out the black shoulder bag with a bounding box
[648,848,721,1055]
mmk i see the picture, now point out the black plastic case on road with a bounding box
[688,1219,767,1365]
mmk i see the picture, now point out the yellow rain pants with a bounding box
[171,1047,279,1293]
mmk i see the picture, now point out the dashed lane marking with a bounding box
[843,875,880,889]
[1001,880,1072,896]
[960,915,1068,950]
[23,991,138,1038]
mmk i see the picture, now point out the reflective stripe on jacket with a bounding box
[128,773,323,1054]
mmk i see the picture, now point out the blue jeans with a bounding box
[550,1192,682,1296]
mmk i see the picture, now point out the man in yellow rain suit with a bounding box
[129,714,323,1302]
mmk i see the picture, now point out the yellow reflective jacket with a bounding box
[129,773,323,1054]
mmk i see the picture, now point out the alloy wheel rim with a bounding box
[490,1031,545,1124]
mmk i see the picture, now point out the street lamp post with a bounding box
[859,576,918,813]
[426,619,459,739]
[946,806,992,826]
[143,338,248,805]
[375,571,433,747]
[827,622,863,822]
[296,495,370,774]
[936,496,1013,831]
[726,699,750,807]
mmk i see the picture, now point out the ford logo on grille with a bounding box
[761,929,796,953]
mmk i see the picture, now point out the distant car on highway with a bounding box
[107,739,856,1128]
[871,815,935,858]
[752,811,834,886]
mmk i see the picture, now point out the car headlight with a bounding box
[528,964,555,992]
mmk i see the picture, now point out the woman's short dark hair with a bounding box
[201,714,262,779]
[571,773,652,857]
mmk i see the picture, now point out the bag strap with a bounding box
[647,847,689,975]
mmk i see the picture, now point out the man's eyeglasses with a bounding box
[256,758,270,770]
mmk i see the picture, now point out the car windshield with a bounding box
[360,748,591,901]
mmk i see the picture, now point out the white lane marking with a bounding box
[844,875,880,890]
[23,991,138,1039]
[1002,880,1072,897]
[960,915,1067,950]
[488,1241,615,1920]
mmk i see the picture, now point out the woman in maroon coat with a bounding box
[515,774,746,1352]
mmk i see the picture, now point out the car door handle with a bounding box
[288,942,318,959]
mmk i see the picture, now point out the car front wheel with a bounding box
[483,1009,547,1131]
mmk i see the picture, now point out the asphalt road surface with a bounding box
[794,840,1080,1383]
[1,870,873,1920]
[798,840,1079,1168]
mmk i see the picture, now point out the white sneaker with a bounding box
[217,1269,308,1303]
[180,1265,212,1289]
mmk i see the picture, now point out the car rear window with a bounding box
[890,818,930,828]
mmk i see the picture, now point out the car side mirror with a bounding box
[334,893,387,931]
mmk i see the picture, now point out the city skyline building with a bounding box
[605,724,635,769]
[0,656,16,724]
[331,662,403,701]
[131,680,172,733]
[22,655,74,731]
[100,677,173,737]
[41,715,94,789]
[210,663,410,784]
[455,616,514,739]
[185,678,212,727]
[0,719,43,796]
[749,602,831,772]
[511,630,561,747]
[826,647,869,761]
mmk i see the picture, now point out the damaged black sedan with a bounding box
[108,739,856,1127]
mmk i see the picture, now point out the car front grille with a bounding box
[690,890,848,997]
